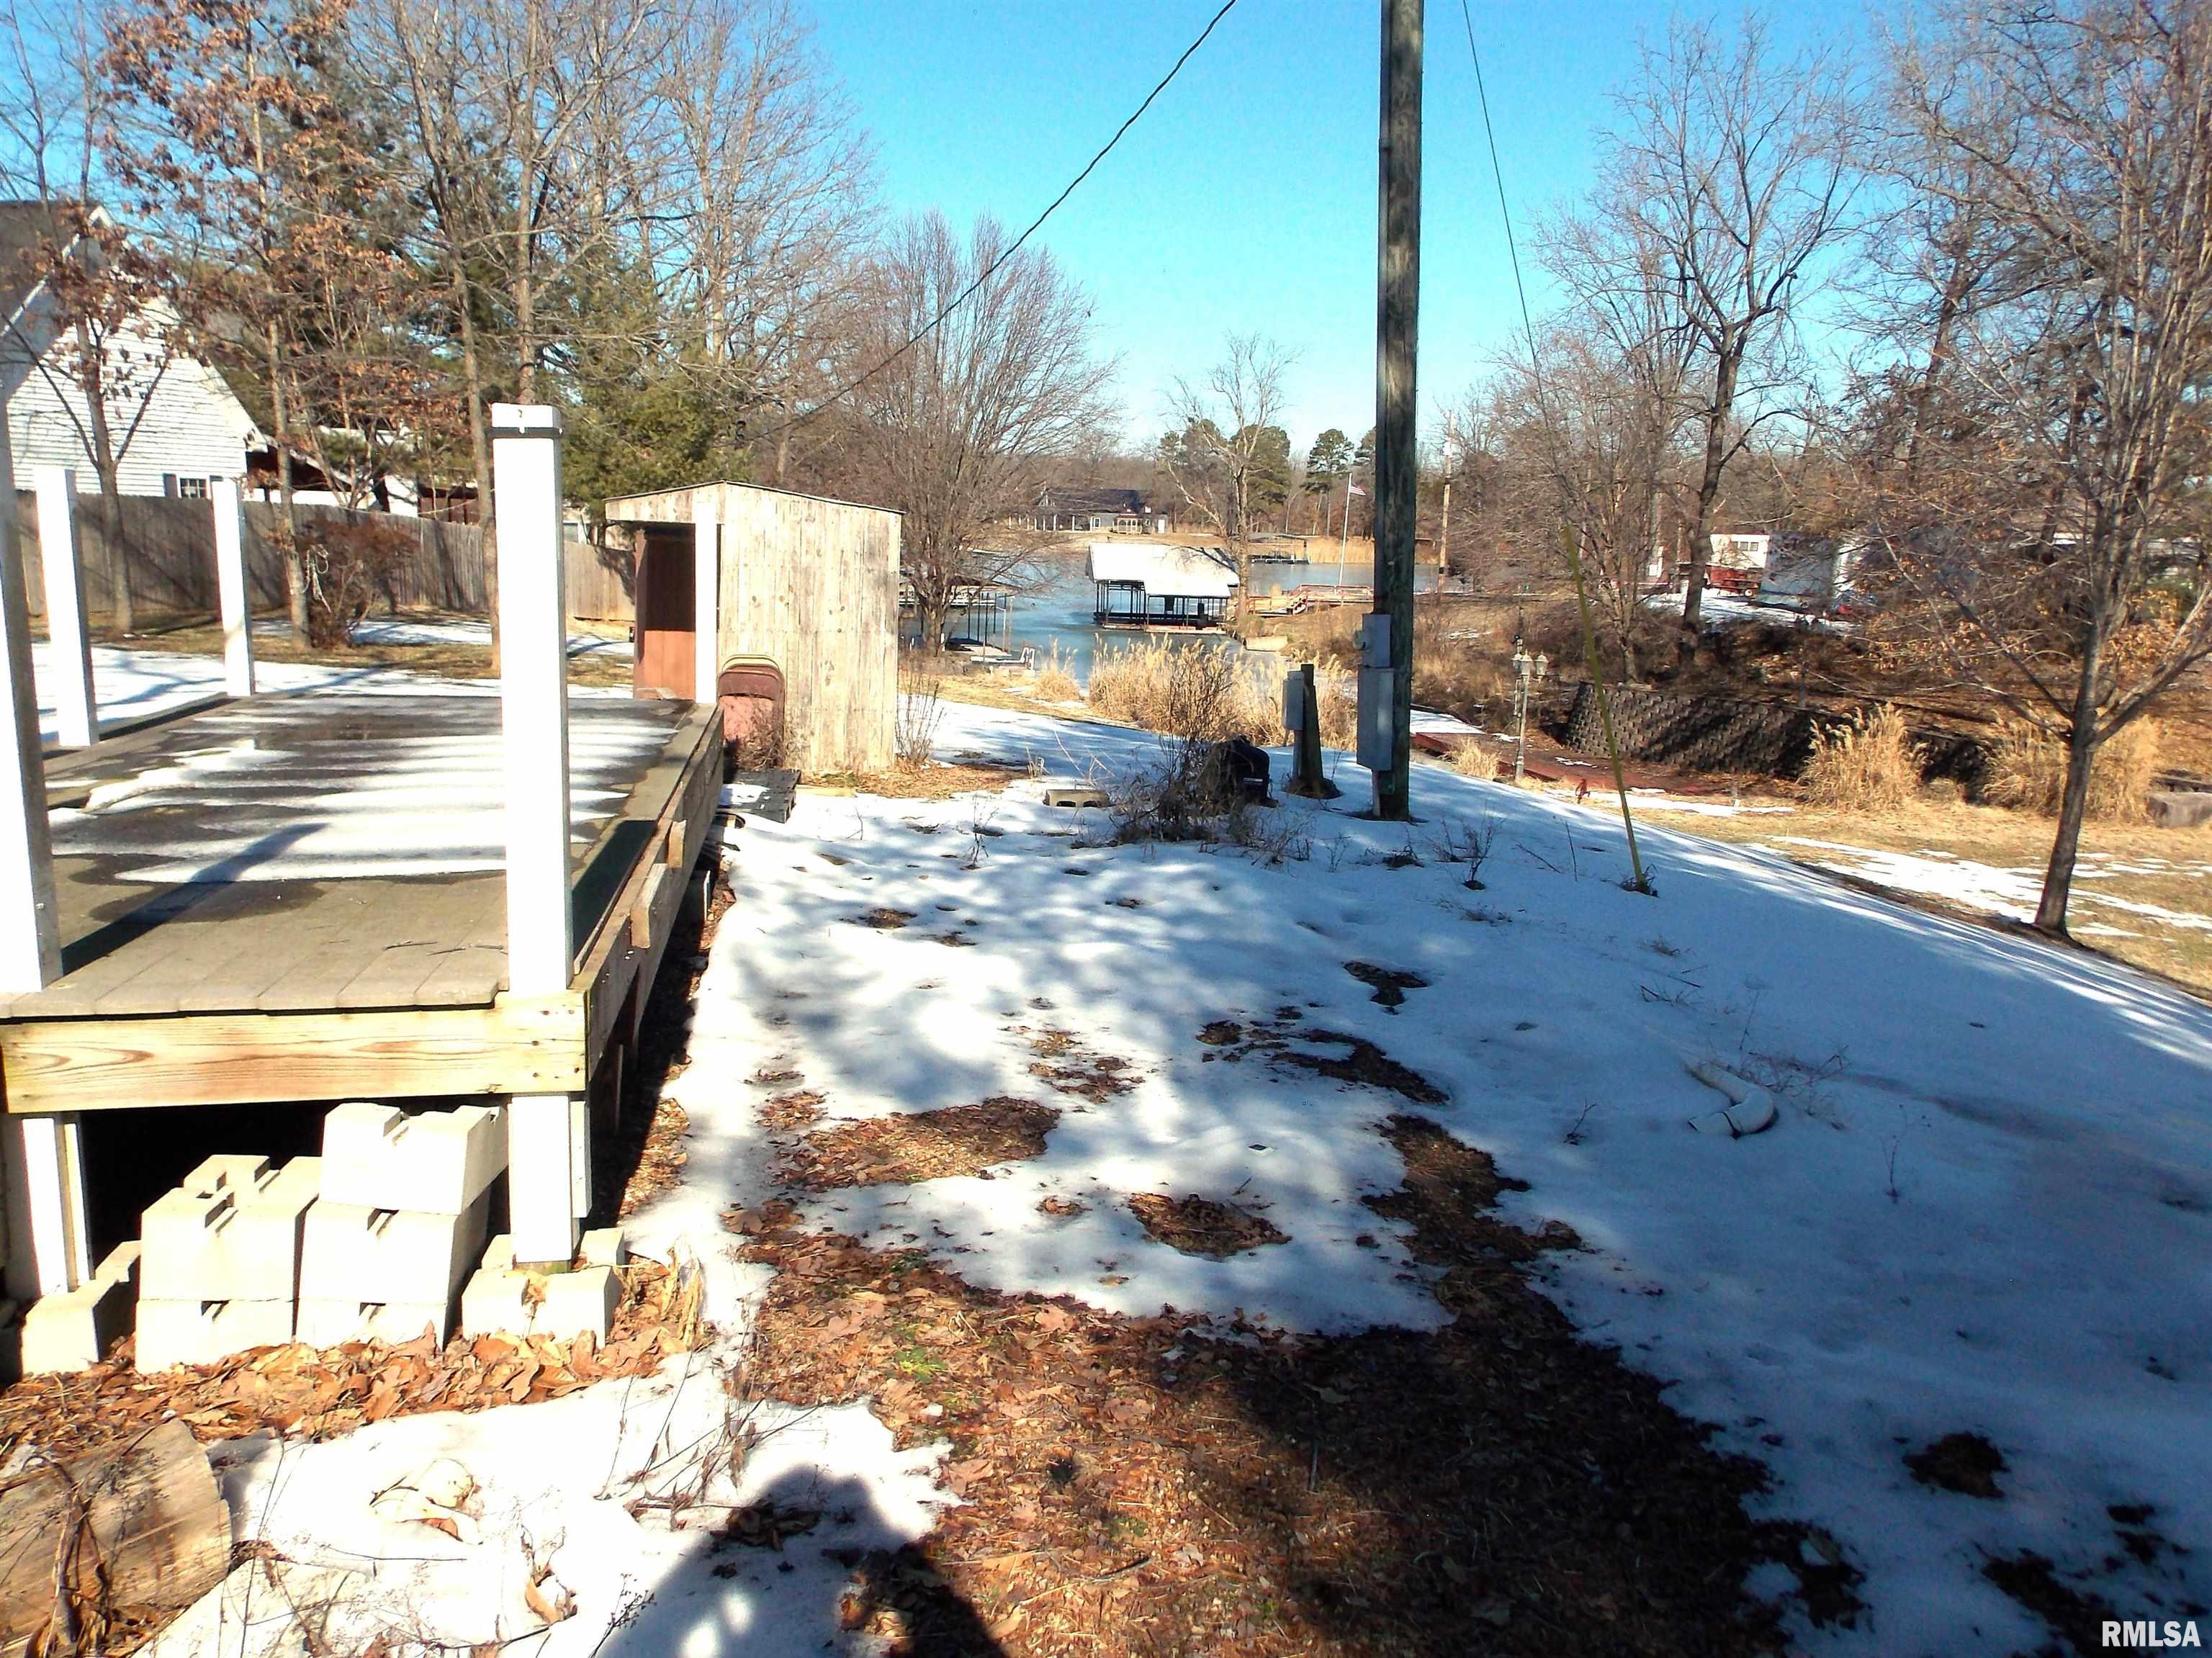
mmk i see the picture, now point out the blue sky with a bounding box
[807,0,1871,460]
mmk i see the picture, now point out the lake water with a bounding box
[1002,553,1439,681]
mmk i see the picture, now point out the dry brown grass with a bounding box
[1087,637,1285,744]
[806,761,1028,799]
[1449,740,1500,782]
[1802,704,1919,812]
[1986,719,2165,821]
[1032,641,1082,704]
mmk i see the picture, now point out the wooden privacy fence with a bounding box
[9,492,639,624]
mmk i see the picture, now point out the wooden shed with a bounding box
[603,482,900,775]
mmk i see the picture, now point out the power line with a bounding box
[1457,0,1651,892]
[1458,0,1539,369]
[752,0,1244,446]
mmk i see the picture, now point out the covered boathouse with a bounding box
[1088,541,1238,629]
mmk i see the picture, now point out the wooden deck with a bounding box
[0,688,721,1115]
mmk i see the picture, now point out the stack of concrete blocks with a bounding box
[18,1241,142,1374]
[296,1104,505,1346]
[136,1155,321,1370]
[460,1225,628,1343]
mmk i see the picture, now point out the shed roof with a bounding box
[1087,541,1238,599]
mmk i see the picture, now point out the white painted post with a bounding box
[0,421,60,991]
[492,402,584,1266]
[1,421,88,1299]
[211,477,255,698]
[692,508,719,707]
[35,467,95,749]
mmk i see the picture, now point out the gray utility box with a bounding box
[1356,614,1393,770]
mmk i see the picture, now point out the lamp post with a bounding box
[1510,628,1547,785]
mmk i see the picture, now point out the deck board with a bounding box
[1,689,700,1022]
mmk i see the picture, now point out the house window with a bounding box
[177,477,210,498]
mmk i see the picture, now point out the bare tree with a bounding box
[1547,14,1863,641]
[1485,324,1680,682]
[364,0,682,659]
[1861,0,2212,932]
[0,0,179,635]
[662,0,873,485]
[845,211,1112,652]
[1160,332,1295,601]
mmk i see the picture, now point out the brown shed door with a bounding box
[633,531,696,699]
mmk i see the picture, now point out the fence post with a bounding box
[1,425,88,1299]
[692,507,719,705]
[491,402,583,1267]
[34,467,95,749]
[211,477,255,698]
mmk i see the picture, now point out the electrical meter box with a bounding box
[1359,612,1392,668]
[1357,667,1394,770]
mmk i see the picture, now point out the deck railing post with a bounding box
[1,421,88,1299]
[491,402,585,1266]
[692,507,719,707]
[35,467,96,749]
[211,477,255,698]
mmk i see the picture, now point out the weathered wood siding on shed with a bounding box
[605,482,899,774]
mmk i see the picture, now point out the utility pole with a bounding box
[1367,0,1421,820]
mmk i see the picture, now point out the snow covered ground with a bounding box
[101,695,2212,1654]
[672,701,2212,1652]
[1771,835,2212,940]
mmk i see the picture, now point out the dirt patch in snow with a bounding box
[1022,1026,1138,1102]
[1343,961,1429,1009]
[1981,1552,2121,1657]
[1197,1012,1446,1105]
[1905,1431,2007,1500]
[1280,1031,1445,1105]
[1125,1193,1288,1258]
[853,907,918,930]
[782,1098,1060,1189]
[728,1113,1837,1657]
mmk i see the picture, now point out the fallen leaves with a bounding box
[0,1260,706,1465]
[780,1098,1058,1189]
[1125,1193,1288,1259]
[729,1114,1815,1658]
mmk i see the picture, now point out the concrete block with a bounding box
[481,1225,628,1274]
[135,1297,293,1371]
[461,1256,625,1342]
[20,1243,139,1373]
[299,1191,490,1308]
[295,1297,450,1348]
[459,1266,533,1338]
[319,1103,505,1215]
[140,1160,320,1302]
[538,1266,621,1342]
[580,1227,629,1269]
[181,1154,272,1196]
